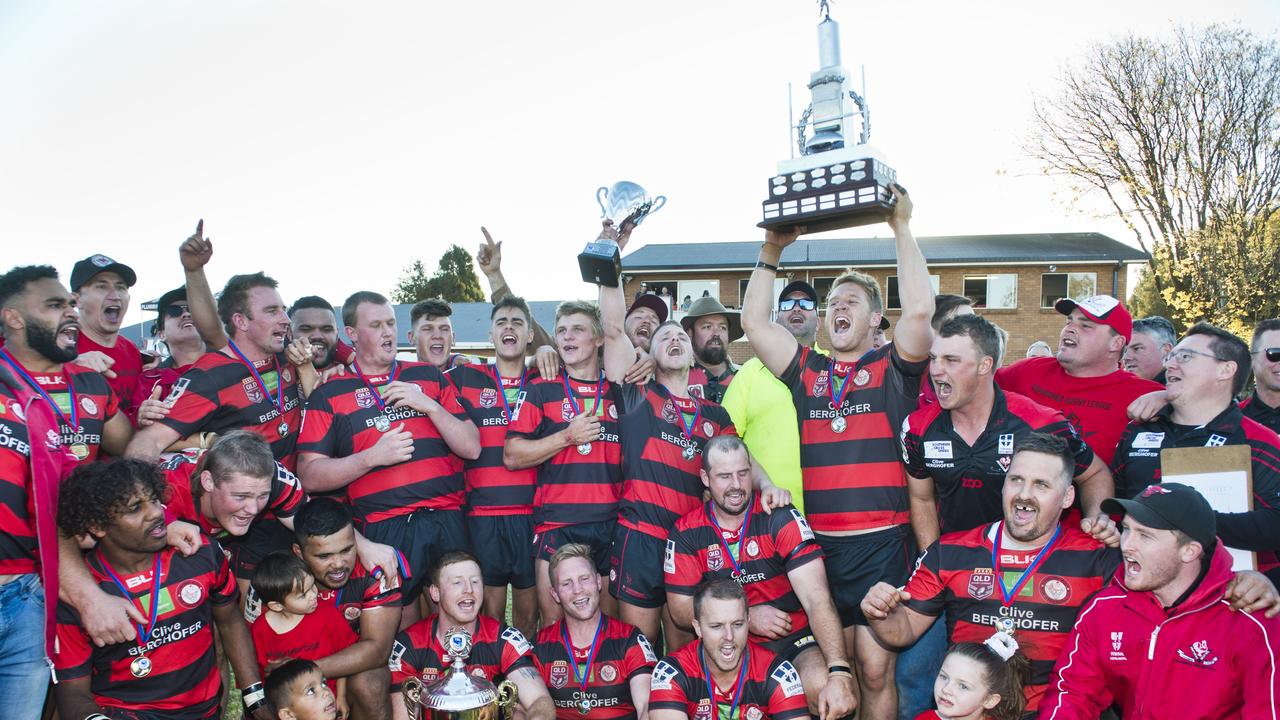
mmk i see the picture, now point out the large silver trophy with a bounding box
[578,181,666,286]
[403,629,519,720]
[759,1,897,232]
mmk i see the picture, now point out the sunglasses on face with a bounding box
[778,298,816,312]
[164,304,191,318]
[1258,347,1280,363]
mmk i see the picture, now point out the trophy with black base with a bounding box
[578,181,666,286]
[759,1,896,233]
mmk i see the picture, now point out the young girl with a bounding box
[917,629,1030,720]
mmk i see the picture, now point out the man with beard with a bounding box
[505,300,624,627]
[1242,318,1280,433]
[648,579,810,720]
[721,281,820,512]
[741,184,932,720]
[69,254,143,418]
[1110,323,1280,581]
[533,543,656,720]
[133,287,206,429]
[624,294,667,353]
[298,292,479,623]
[388,551,554,720]
[1121,316,1175,384]
[290,296,349,374]
[664,436,856,720]
[599,262,739,649]
[52,459,268,720]
[292,498,403,720]
[681,297,740,404]
[448,296,541,637]
[1042,483,1280,719]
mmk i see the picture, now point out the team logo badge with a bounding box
[178,581,204,608]
[662,400,679,424]
[355,389,376,408]
[599,663,617,682]
[997,455,1012,472]
[702,421,713,436]
[706,545,724,571]
[651,660,678,691]
[689,384,704,399]
[282,367,293,383]
[746,539,759,558]
[1177,640,1219,667]
[693,699,714,720]
[549,662,569,688]
[344,606,362,621]
[1205,434,1227,447]
[608,404,618,420]
[811,372,829,396]
[561,400,576,421]
[853,368,871,386]
[80,397,98,415]
[165,377,190,404]
[998,433,1015,455]
[90,254,114,267]
[479,388,498,408]
[242,378,264,403]
[10,402,24,421]
[968,568,995,600]
[471,667,487,678]
[746,708,763,720]
[1141,485,1172,497]
[1040,576,1070,603]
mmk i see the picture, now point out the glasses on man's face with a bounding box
[778,298,816,312]
[164,304,191,318]
[1256,347,1280,363]
[1163,347,1223,366]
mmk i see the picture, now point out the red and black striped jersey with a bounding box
[15,364,118,466]
[665,499,821,644]
[649,640,809,720]
[160,450,306,539]
[388,614,536,692]
[1111,404,1280,578]
[618,383,736,539]
[53,539,238,719]
[533,615,657,720]
[448,364,537,515]
[688,365,736,405]
[298,361,467,523]
[1242,392,1280,435]
[159,350,303,470]
[777,345,925,533]
[901,388,1095,534]
[0,387,43,574]
[507,372,623,532]
[903,522,1117,713]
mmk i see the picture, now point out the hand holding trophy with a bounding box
[577,181,666,286]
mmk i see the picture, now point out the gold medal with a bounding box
[130,655,152,678]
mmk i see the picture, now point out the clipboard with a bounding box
[1160,445,1255,571]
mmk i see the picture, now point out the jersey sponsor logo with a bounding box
[166,377,190,404]
[1177,640,1219,667]
[344,606,362,621]
[702,421,714,436]
[177,581,204,609]
[789,508,814,541]
[968,568,995,600]
[501,625,532,655]
[998,433,1014,455]
[664,540,676,574]
[637,633,658,663]
[1132,432,1165,449]
[355,388,376,408]
[479,388,498,409]
[706,545,724,571]
[80,396,98,415]
[242,377,264,404]
[1039,575,1070,603]
[651,660,678,690]
[662,400,679,424]
[812,371,829,397]
[746,539,759,558]
[924,441,953,459]
[1206,434,1227,447]
[599,663,617,682]
[853,368,871,387]
[549,661,569,688]
[771,660,804,698]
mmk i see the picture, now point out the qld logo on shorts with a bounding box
[549,661,569,688]
[479,388,498,409]
[968,568,995,600]
[706,545,724,571]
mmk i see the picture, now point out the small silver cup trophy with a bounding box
[759,0,897,232]
[578,181,666,286]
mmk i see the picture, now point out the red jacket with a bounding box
[1040,542,1280,719]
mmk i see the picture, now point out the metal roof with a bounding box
[620,233,1149,272]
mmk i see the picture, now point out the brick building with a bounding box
[619,233,1148,364]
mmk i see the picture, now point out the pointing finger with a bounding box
[195,219,203,240]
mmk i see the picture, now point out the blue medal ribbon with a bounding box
[700,642,749,720]
[560,615,606,692]
[705,501,753,575]
[992,521,1062,606]
[227,340,285,418]
[0,348,78,430]
[353,360,400,412]
[826,358,852,411]
[561,371,604,419]
[97,550,164,648]
[492,366,528,422]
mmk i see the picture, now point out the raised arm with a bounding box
[599,255,637,384]
[742,227,805,377]
[477,227,555,351]
[884,185,934,363]
[179,220,230,352]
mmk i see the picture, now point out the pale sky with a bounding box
[2,0,1276,329]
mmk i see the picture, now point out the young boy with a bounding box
[266,659,340,720]
[251,553,358,717]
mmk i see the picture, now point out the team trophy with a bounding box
[578,181,666,286]
[759,1,897,232]
[402,629,519,720]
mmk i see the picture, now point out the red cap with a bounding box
[1054,295,1132,342]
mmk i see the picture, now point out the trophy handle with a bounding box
[402,676,422,720]
[497,679,519,720]
[649,195,667,214]
[596,186,610,217]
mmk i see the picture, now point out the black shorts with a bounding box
[817,525,916,627]
[362,508,471,603]
[533,521,614,575]
[608,526,666,609]
[761,628,817,662]
[470,514,536,589]
[229,517,296,579]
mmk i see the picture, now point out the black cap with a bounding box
[877,315,891,331]
[627,293,669,324]
[1101,483,1217,551]
[778,280,817,305]
[156,287,187,315]
[70,254,137,291]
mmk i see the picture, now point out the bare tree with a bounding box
[1031,25,1280,332]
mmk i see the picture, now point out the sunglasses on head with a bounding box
[163,304,191,318]
[778,298,816,312]
[1259,347,1280,363]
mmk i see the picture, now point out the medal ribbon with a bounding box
[705,501,753,574]
[826,358,853,412]
[667,387,702,444]
[492,366,528,422]
[0,348,78,430]
[561,371,604,419]
[991,521,1062,606]
[227,340,285,418]
[97,550,164,649]
[353,360,400,412]
[560,615,606,692]
[700,643,749,720]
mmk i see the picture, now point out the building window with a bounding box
[1040,272,1097,309]
[738,278,789,311]
[885,275,941,310]
[963,274,1018,309]
[812,277,836,306]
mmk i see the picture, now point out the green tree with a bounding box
[1030,25,1280,334]
[391,245,485,304]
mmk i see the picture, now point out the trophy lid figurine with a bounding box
[402,628,519,720]
[578,181,666,287]
[760,0,897,232]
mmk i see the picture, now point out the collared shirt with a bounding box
[689,363,737,405]
[1241,390,1280,435]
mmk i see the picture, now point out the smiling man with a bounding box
[289,296,343,372]
[69,254,143,417]
[1242,318,1280,434]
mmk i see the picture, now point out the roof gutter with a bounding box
[622,259,1150,274]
